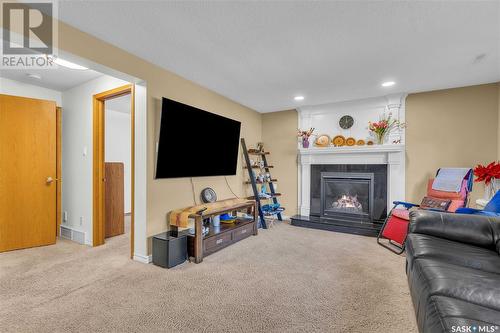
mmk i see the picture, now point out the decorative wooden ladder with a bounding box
[241,138,283,229]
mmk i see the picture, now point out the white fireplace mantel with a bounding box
[297,144,405,216]
[296,94,407,217]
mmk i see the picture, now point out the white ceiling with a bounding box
[0,66,103,92]
[58,1,500,112]
[106,94,131,114]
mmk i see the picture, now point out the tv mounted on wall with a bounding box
[155,97,242,179]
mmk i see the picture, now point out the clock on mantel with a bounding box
[339,115,354,129]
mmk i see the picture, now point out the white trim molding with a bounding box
[133,83,149,263]
[133,253,152,264]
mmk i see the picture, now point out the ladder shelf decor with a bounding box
[241,138,284,229]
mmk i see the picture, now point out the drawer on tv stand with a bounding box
[232,223,254,242]
[187,220,256,259]
[204,232,232,255]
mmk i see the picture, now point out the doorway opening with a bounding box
[0,56,146,259]
[92,85,135,258]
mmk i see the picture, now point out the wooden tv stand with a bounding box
[173,201,257,264]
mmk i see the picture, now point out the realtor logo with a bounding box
[1,0,57,68]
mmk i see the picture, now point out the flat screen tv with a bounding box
[156,97,241,179]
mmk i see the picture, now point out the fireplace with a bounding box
[292,94,406,236]
[292,163,389,236]
[320,172,374,222]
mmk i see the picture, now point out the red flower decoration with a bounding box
[474,161,500,185]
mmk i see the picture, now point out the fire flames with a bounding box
[332,194,363,211]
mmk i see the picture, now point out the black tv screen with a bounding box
[156,97,241,179]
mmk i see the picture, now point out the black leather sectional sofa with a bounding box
[406,210,500,332]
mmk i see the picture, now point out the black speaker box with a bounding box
[152,231,187,268]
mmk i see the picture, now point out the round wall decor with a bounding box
[339,115,354,129]
[200,187,217,203]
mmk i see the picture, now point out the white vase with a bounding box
[484,178,500,200]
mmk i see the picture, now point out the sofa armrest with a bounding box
[409,210,500,253]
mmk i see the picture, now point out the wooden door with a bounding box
[0,94,57,252]
[105,162,124,238]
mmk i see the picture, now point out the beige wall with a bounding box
[261,110,298,216]
[405,83,499,204]
[57,23,262,250]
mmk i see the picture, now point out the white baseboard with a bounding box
[133,253,152,264]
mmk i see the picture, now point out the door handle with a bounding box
[46,177,57,184]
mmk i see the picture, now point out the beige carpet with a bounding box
[0,222,417,333]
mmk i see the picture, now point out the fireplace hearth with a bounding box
[292,164,387,236]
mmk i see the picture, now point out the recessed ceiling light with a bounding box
[26,73,42,80]
[53,57,88,70]
[294,96,305,101]
[381,81,395,87]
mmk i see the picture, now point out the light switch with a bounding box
[83,146,87,156]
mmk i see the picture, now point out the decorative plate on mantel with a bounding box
[345,137,356,146]
[332,135,346,147]
[315,134,330,147]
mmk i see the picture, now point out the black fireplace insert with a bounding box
[311,164,387,222]
[291,164,388,236]
[320,172,374,223]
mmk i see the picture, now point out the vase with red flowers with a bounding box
[298,128,315,148]
[474,161,500,200]
[368,113,405,144]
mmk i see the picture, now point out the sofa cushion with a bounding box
[423,295,500,333]
[406,233,500,274]
[409,258,500,327]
